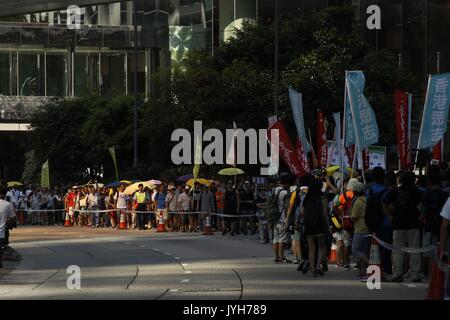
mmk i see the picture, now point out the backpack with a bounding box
[365,187,388,233]
[265,188,291,223]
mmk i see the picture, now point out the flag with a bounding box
[108,146,119,181]
[346,145,356,169]
[317,110,328,167]
[41,159,50,188]
[295,137,311,173]
[289,88,311,153]
[344,71,365,147]
[432,140,443,163]
[268,120,307,176]
[193,130,202,179]
[226,121,238,166]
[346,71,379,151]
[333,112,343,170]
[418,73,450,150]
[395,90,411,169]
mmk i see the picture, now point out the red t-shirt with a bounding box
[67,192,76,207]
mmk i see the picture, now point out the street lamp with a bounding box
[133,0,138,168]
[274,0,279,116]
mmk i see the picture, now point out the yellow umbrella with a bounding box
[120,180,133,185]
[124,181,156,196]
[7,181,23,187]
[326,166,353,177]
[186,178,212,187]
[218,168,245,176]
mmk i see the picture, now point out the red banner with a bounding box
[395,90,410,169]
[317,110,327,167]
[346,145,355,169]
[295,138,310,174]
[432,140,442,163]
[268,120,308,176]
[362,148,370,171]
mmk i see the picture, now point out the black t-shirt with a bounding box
[239,191,255,211]
[421,188,448,234]
[190,190,202,211]
[383,186,423,230]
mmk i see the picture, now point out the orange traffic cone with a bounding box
[328,243,337,264]
[64,210,72,227]
[157,213,166,232]
[203,215,213,235]
[118,211,127,230]
[368,237,385,280]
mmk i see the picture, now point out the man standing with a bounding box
[222,181,239,236]
[154,185,167,228]
[165,184,178,231]
[115,184,128,229]
[133,184,150,230]
[0,187,16,268]
[239,181,256,235]
[383,171,423,282]
[190,182,202,232]
[178,186,191,232]
[270,175,292,263]
[200,184,215,232]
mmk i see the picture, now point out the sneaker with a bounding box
[361,275,368,282]
[391,276,404,283]
[322,261,329,272]
[223,230,227,235]
[412,278,422,283]
[344,265,350,271]
[403,271,411,278]
[230,232,235,236]
[302,262,310,274]
[315,268,324,276]
[297,260,305,272]
[281,258,292,263]
[274,259,281,263]
[292,259,299,264]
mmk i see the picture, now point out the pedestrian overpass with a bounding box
[0,0,117,17]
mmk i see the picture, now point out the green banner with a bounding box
[108,146,119,181]
[41,159,50,188]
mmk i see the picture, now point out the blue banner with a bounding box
[289,88,311,153]
[333,112,342,171]
[346,71,379,150]
[418,73,450,150]
[344,71,365,147]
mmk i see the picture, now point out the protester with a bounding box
[166,184,178,231]
[350,181,371,281]
[200,184,215,232]
[0,186,17,269]
[222,180,239,236]
[190,182,202,232]
[383,171,423,282]
[255,186,270,244]
[301,175,329,276]
[178,186,191,232]
[114,184,128,228]
[154,184,167,228]
[239,181,256,235]
[419,167,448,278]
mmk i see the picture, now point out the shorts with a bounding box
[351,233,371,259]
[273,223,288,244]
[292,229,301,241]
[68,207,74,217]
[333,229,352,247]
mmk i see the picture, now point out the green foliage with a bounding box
[26,5,421,181]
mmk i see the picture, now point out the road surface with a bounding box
[0,226,428,299]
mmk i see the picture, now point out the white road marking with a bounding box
[181,263,189,267]
[180,279,190,283]
[406,284,417,288]
[174,257,180,260]
[184,271,192,274]
[125,242,131,245]
[153,248,160,251]
[169,289,179,292]
[164,252,172,255]
[139,245,146,248]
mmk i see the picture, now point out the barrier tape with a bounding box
[21,208,256,218]
[367,234,450,272]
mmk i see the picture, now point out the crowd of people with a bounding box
[1,166,449,293]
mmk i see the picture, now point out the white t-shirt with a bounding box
[440,197,450,221]
[178,193,190,211]
[275,187,287,223]
[0,199,16,238]
[5,190,16,207]
[115,192,128,209]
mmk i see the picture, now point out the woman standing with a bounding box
[301,176,329,277]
